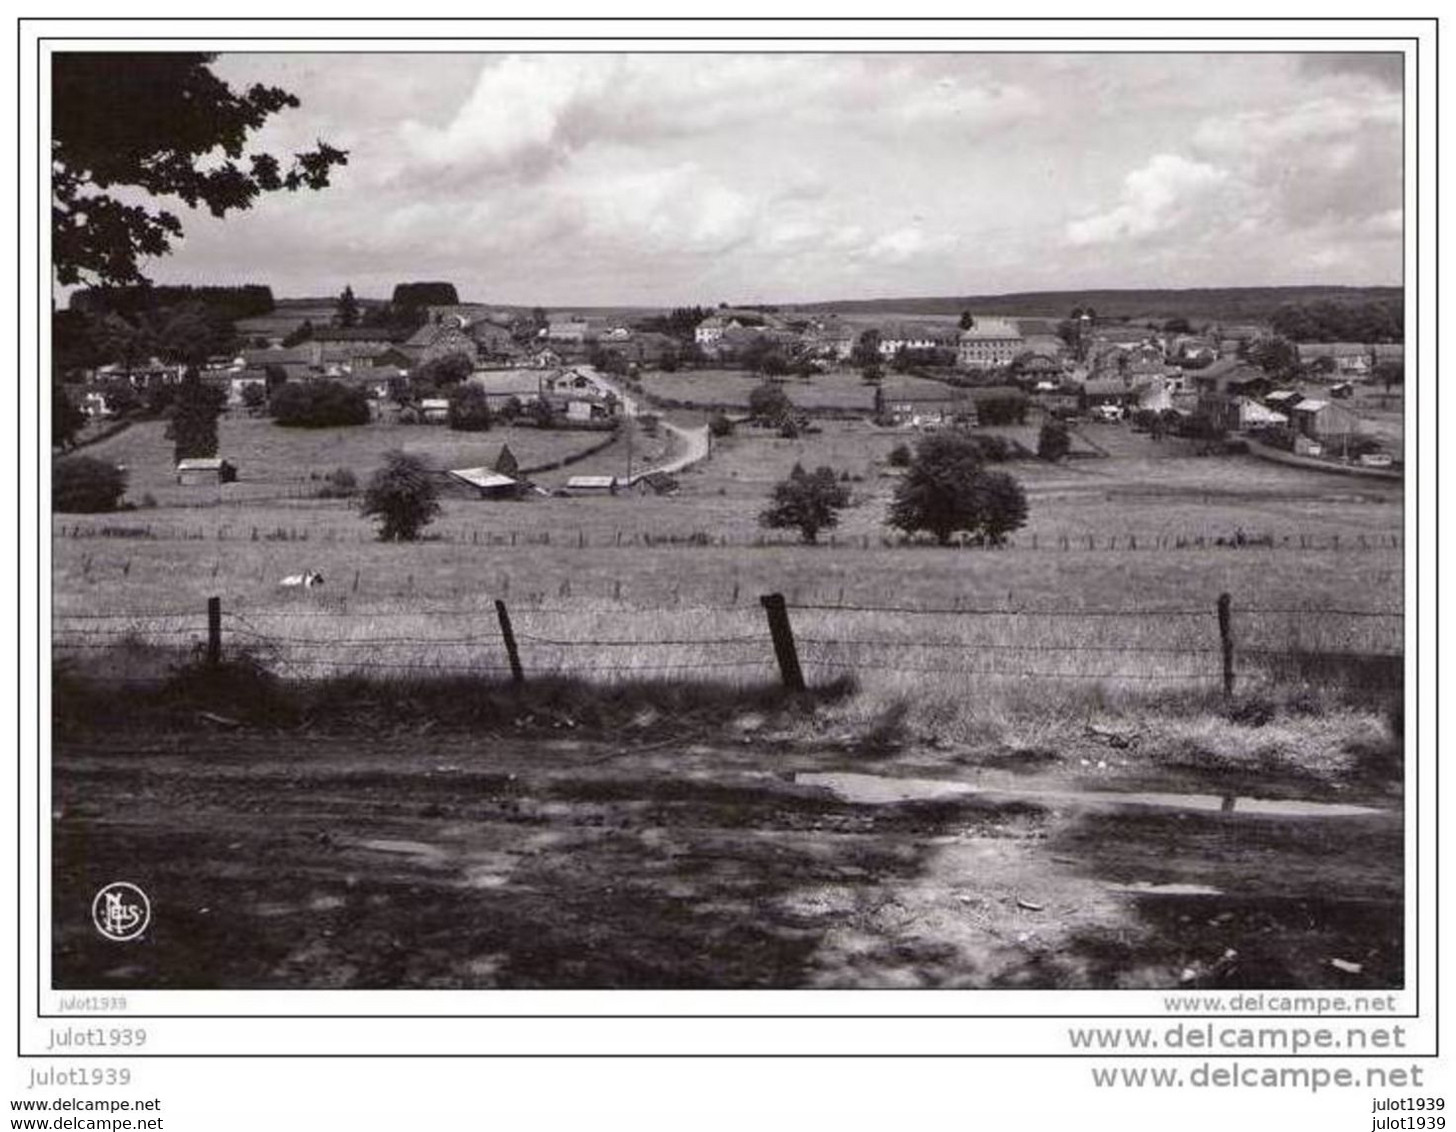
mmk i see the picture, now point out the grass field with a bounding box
[51,378,1407,992]
[54,402,1404,741]
[635,367,954,412]
[79,415,626,507]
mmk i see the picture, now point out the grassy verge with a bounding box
[54,642,1401,803]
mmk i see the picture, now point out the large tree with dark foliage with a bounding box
[1270,299,1403,343]
[54,456,128,513]
[361,451,440,542]
[391,282,459,309]
[269,380,371,428]
[52,53,347,287]
[759,464,851,545]
[336,285,360,328]
[887,433,1029,546]
[53,384,87,450]
[171,369,226,462]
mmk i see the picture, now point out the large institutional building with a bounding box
[956,318,1025,369]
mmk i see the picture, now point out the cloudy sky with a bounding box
[137,51,1402,305]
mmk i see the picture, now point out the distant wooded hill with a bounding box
[790,286,1403,325]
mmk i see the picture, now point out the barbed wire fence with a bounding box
[51,592,1404,696]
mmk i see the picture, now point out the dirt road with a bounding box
[52,732,1401,989]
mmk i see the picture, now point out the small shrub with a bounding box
[708,412,735,438]
[887,443,912,468]
[315,467,358,499]
[1037,420,1071,462]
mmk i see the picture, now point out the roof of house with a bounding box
[1292,399,1329,413]
[311,326,404,343]
[1296,342,1371,358]
[176,457,227,471]
[1265,389,1304,403]
[447,467,518,491]
[468,369,544,397]
[1238,399,1287,425]
[420,398,451,410]
[567,475,616,489]
[959,318,1023,341]
[1082,377,1130,397]
[241,346,314,368]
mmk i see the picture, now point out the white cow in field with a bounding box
[279,570,325,588]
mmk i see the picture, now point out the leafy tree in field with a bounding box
[970,470,1029,546]
[391,282,459,309]
[707,412,735,438]
[887,432,1030,546]
[959,310,974,331]
[748,381,792,425]
[1374,360,1404,391]
[240,383,267,410]
[172,369,225,462]
[447,383,493,432]
[1037,420,1071,462]
[52,53,346,287]
[851,328,882,368]
[269,380,370,427]
[54,456,127,513]
[759,463,851,544]
[887,442,912,468]
[336,285,359,328]
[528,398,557,429]
[974,391,1029,426]
[1244,335,1302,379]
[98,380,141,418]
[411,351,474,394]
[53,384,87,450]
[361,451,440,542]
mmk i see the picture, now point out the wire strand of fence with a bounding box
[802,660,1217,679]
[514,632,764,647]
[797,638,1223,654]
[787,602,1216,617]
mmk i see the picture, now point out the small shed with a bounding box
[420,398,451,423]
[566,475,618,495]
[1290,398,1361,442]
[176,457,237,486]
[444,467,525,500]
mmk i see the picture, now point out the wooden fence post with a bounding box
[207,596,222,668]
[1217,592,1234,698]
[496,599,524,684]
[760,593,805,692]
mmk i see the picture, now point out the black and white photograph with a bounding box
[45,43,1410,1000]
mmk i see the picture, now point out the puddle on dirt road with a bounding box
[796,772,1383,818]
[795,773,977,804]
[356,838,449,864]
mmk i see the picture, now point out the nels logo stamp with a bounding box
[91,882,151,942]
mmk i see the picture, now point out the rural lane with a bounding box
[581,365,711,482]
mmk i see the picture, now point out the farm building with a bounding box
[468,369,546,409]
[566,475,618,495]
[886,391,970,428]
[956,318,1024,369]
[1264,389,1305,413]
[633,471,679,496]
[440,467,526,500]
[1296,342,1373,378]
[1289,399,1361,443]
[176,457,237,485]
[419,398,451,423]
